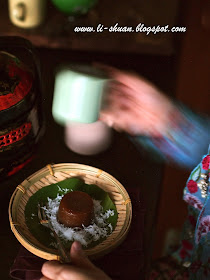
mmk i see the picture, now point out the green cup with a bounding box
[52,65,110,125]
[51,0,97,16]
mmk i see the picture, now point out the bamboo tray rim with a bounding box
[9,163,132,260]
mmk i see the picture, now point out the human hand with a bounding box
[41,241,111,280]
[99,66,176,137]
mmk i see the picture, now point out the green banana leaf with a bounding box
[25,177,118,249]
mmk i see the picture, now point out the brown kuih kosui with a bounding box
[58,191,94,227]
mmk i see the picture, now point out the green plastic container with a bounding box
[51,0,97,16]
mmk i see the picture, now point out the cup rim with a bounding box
[54,63,109,80]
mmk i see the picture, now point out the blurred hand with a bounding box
[99,66,176,137]
[41,241,111,280]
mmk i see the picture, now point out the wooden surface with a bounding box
[1,119,162,279]
[0,0,183,274]
[0,47,178,279]
[0,0,179,55]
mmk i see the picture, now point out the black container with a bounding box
[0,36,44,180]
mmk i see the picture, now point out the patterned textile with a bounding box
[133,103,210,279]
[148,150,210,280]
[182,151,210,279]
[147,255,189,280]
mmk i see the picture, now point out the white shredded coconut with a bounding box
[42,193,114,247]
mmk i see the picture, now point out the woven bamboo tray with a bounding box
[9,163,132,260]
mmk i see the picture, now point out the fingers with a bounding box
[101,78,174,136]
[41,261,65,280]
[70,241,96,270]
[42,242,95,273]
[100,109,142,135]
[93,63,146,90]
[42,260,88,280]
[41,242,105,280]
[41,261,83,280]
[94,62,163,101]
[41,242,112,280]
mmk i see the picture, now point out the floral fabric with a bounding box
[177,151,210,279]
[133,102,210,279]
[147,150,210,280]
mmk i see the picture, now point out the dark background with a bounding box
[0,0,210,279]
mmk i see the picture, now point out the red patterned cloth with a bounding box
[147,255,189,280]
